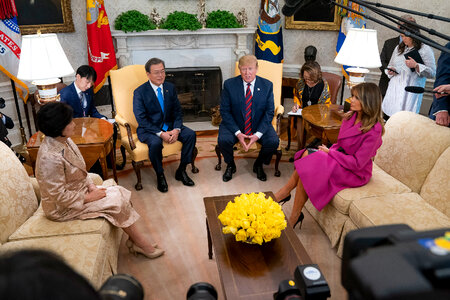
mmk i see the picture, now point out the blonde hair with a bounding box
[349,82,385,135]
[238,54,258,67]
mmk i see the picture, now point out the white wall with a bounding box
[1,0,449,145]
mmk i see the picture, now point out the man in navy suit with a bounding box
[218,54,279,182]
[60,65,106,119]
[133,58,196,193]
[429,42,450,127]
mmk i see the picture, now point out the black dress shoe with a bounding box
[222,163,236,182]
[253,164,267,181]
[175,168,195,186]
[157,173,168,193]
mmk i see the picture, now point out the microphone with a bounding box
[404,86,446,94]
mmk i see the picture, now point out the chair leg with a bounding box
[116,145,127,170]
[274,149,282,177]
[286,116,291,151]
[214,144,222,171]
[191,146,199,173]
[131,160,143,191]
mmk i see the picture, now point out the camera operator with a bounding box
[0,110,14,147]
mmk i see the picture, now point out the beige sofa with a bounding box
[0,142,122,288]
[305,111,450,257]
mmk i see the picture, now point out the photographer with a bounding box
[0,111,14,147]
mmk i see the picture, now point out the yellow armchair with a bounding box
[214,60,284,176]
[110,65,198,190]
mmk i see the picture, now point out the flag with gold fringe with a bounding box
[86,0,117,93]
[0,0,29,102]
[255,0,283,63]
[336,0,366,79]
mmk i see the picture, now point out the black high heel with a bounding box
[278,195,291,205]
[293,212,305,229]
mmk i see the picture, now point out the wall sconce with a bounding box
[335,28,381,87]
[17,33,74,104]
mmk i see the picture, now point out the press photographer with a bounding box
[0,97,14,148]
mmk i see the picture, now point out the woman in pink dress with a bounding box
[275,82,385,227]
[36,102,164,259]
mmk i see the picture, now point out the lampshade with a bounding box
[17,33,74,82]
[334,28,381,69]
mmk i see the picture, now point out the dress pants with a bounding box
[142,125,196,175]
[218,125,279,165]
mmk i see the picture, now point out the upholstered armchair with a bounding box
[109,65,199,190]
[322,72,342,104]
[214,60,284,176]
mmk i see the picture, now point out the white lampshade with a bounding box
[335,28,381,69]
[17,33,74,82]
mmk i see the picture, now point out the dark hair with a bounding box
[145,58,165,73]
[0,249,100,300]
[300,61,322,83]
[37,102,73,137]
[398,22,422,54]
[76,65,97,82]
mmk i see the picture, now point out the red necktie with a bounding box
[244,83,252,135]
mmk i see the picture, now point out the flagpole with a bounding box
[10,79,29,158]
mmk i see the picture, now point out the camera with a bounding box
[342,224,450,300]
[0,97,5,109]
[274,264,331,300]
[186,282,217,300]
[99,274,144,300]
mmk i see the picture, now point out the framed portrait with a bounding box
[15,0,75,35]
[285,1,341,31]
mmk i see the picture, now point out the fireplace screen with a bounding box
[164,66,222,122]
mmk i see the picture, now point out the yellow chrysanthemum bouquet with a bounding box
[218,192,287,245]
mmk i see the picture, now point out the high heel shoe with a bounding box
[293,212,305,229]
[126,240,164,259]
[126,239,158,249]
[278,194,291,205]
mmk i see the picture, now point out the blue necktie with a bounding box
[157,87,168,131]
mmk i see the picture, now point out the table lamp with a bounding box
[17,33,74,104]
[334,28,381,87]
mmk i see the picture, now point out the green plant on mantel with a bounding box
[161,11,202,31]
[114,10,156,32]
[206,10,242,29]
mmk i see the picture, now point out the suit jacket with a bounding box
[220,75,274,135]
[133,81,183,138]
[429,42,450,119]
[60,82,106,119]
[294,113,383,211]
[379,36,400,97]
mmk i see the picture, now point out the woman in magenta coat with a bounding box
[275,82,385,227]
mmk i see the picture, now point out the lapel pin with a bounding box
[257,88,260,91]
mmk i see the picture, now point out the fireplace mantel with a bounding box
[111,27,256,81]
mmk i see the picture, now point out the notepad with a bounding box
[404,49,424,72]
[288,109,302,116]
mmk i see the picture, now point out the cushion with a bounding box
[330,163,411,214]
[0,233,109,289]
[374,111,450,193]
[0,142,38,244]
[349,193,450,230]
[420,147,450,217]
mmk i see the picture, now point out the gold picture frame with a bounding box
[285,3,341,31]
[16,0,75,35]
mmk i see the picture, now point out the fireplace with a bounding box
[165,66,222,122]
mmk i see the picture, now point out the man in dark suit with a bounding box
[218,54,279,182]
[60,65,106,119]
[133,58,196,193]
[429,42,450,127]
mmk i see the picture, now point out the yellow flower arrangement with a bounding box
[218,192,287,245]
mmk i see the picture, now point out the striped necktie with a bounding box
[244,83,252,135]
[79,92,87,117]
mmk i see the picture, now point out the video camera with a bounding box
[342,224,450,300]
[99,274,144,300]
[0,97,5,109]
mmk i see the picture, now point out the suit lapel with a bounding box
[147,82,164,117]
[162,83,169,118]
[252,77,262,119]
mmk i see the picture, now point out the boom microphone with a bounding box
[405,86,446,94]
[282,0,315,17]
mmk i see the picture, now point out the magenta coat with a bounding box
[294,113,383,211]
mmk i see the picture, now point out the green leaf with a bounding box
[206,10,242,29]
[161,11,202,31]
[114,10,156,32]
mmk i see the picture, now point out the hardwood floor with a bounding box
[116,157,347,300]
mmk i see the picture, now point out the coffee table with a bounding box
[204,192,312,300]
[27,117,117,183]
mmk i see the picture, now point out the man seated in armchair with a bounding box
[133,58,196,193]
[218,54,279,182]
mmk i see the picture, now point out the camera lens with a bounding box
[99,274,144,300]
[0,97,5,109]
[187,282,217,300]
